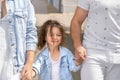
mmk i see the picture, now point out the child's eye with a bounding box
[48,33,53,36]
[57,34,62,36]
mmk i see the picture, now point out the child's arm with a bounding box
[75,55,84,66]
[67,49,82,72]
[32,54,43,78]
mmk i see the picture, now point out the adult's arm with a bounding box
[21,51,35,80]
[70,7,88,63]
[21,0,37,80]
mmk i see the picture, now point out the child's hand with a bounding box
[75,56,83,66]
[75,57,83,66]
[21,64,32,80]
[74,46,86,66]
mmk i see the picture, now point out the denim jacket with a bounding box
[33,46,81,80]
[5,0,37,73]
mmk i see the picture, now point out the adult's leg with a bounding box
[105,53,120,80]
[81,49,107,80]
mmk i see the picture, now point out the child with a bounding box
[32,20,81,80]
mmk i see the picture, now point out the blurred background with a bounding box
[31,0,83,80]
[32,0,77,13]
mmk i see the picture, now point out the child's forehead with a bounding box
[47,27,62,33]
[47,26,60,30]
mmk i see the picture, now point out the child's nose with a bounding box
[52,35,57,39]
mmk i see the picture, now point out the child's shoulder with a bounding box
[60,46,72,54]
[38,47,49,56]
[60,46,70,51]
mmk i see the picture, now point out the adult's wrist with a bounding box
[74,44,82,50]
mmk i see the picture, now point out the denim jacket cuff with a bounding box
[26,44,36,51]
[32,67,38,77]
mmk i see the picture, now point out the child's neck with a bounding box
[49,47,60,61]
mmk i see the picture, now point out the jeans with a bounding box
[81,49,120,80]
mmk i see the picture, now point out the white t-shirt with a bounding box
[49,53,61,80]
[78,0,120,51]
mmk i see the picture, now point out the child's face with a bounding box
[46,27,62,48]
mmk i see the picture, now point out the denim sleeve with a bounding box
[67,50,81,72]
[26,0,37,51]
[33,55,43,75]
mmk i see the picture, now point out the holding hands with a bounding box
[20,63,33,80]
[75,46,86,66]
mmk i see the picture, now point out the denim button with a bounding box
[9,20,12,23]
[23,14,25,17]
[10,32,12,35]
[14,65,19,67]
[13,56,17,59]
[11,43,15,46]
[9,9,12,12]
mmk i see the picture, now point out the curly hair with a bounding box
[37,20,66,50]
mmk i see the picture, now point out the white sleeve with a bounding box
[77,0,91,10]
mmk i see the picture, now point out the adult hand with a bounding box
[75,46,86,65]
[21,63,32,80]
